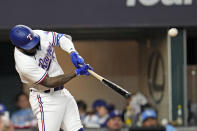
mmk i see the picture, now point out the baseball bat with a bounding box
[87,69,131,99]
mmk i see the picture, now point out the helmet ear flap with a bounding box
[10,25,40,50]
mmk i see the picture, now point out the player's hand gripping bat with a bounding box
[86,68,131,99]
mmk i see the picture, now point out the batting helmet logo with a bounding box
[27,34,33,41]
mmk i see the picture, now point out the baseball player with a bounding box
[9,25,92,131]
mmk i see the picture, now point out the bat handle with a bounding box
[88,69,103,81]
[79,64,103,81]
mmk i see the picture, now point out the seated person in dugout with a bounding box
[0,103,14,131]
[104,110,124,131]
[83,99,109,128]
[141,109,176,131]
[11,92,37,129]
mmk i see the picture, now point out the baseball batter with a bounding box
[9,25,92,131]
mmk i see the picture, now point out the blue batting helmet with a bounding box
[9,25,40,50]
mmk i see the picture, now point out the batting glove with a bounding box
[75,64,93,76]
[70,52,85,68]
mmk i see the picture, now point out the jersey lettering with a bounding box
[38,44,55,70]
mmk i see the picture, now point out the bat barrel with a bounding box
[86,67,131,99]
[102,79,131,99]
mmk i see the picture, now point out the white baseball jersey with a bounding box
[14,30,83,131]
[14,30,75,88]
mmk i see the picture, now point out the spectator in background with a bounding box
[108,104,115,113]
[141,109,158,127]
[104,110,124,131]
[11,92,37,129]
[83,99,109,128]
[142,109,176,131]
[77,100,87,125]
[0,103,14,131]
[123,92,149,127]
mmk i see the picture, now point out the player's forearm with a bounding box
[40,71,76,88]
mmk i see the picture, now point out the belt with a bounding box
[44,85,64,93]
[30,85,64,93]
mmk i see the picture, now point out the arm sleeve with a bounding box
[47,31,76,54]
[59,35,76,54]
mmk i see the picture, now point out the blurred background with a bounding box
[0,0,197,131]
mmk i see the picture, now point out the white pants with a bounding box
[29,88,83,131]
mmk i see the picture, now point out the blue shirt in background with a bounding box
[11,108,37,128]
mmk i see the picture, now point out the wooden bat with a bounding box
[87,69,131,99]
